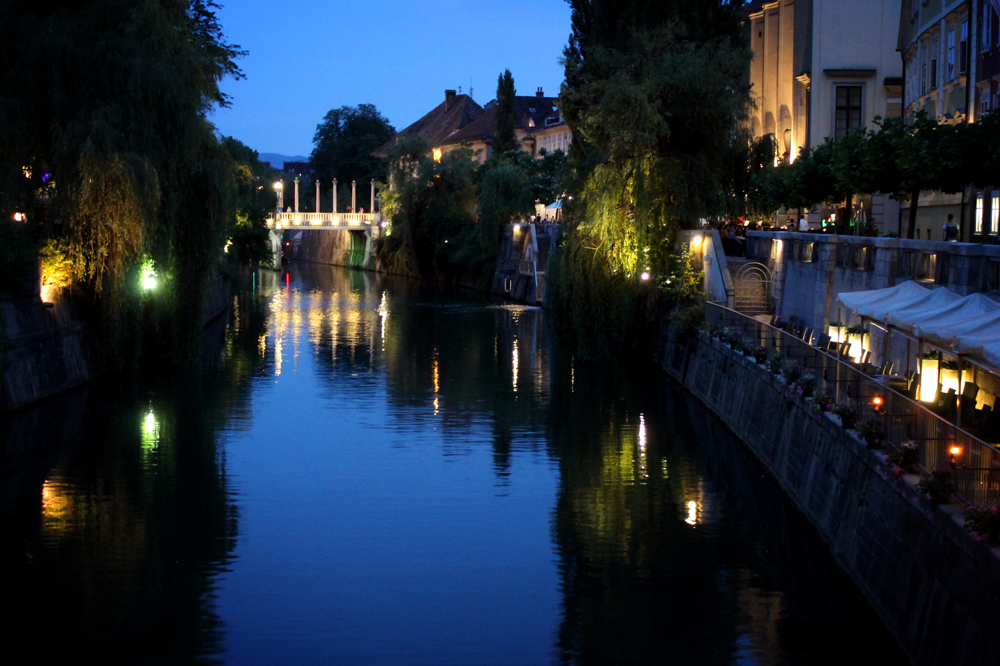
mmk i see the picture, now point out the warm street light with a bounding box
[274,181,284,211]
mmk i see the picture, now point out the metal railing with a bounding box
[705,303,1000,507]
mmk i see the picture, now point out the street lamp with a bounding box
[274,181,284,212]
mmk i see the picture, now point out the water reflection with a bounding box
[0,264,907,665]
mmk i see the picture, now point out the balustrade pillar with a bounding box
[333,179,338,213]
[315,180,320,213]
[294,177,300,213]
[371,179,375,214]
[352,180,357,212]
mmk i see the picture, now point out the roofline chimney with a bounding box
[536,87,544,98]
[445,89,457,111]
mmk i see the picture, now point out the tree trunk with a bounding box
[906,189,920,239]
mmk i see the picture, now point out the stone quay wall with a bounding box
[654,325,1000,666]
[744,232,1000,332]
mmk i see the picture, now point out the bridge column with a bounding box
[294,177,300,213]
[333,179,338,213]
[315,180,320,213]
[352,180,356,212]
[371,179,375,213]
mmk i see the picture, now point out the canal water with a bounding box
[0,264,908,665]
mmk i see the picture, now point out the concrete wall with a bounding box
[654,325,1000,666]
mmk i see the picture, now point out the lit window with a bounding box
[976,194,984,233]
[992,191,999,234]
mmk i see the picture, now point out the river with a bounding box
[0,264,908,665]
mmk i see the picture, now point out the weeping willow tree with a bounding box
[0,0,245,367]
[549,0,751,356]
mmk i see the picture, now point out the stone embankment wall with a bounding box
[0,267,232,414]
[655,325,1000,666]
[0,291,102,413]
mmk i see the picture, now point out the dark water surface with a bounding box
[0,265,908,665]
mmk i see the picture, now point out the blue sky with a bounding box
[210,0,573,158]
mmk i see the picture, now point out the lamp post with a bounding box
[370,179,375,214]
[315,180,320,214]
[294,177,300,213]
[273,181,283,212]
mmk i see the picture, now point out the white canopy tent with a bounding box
[836,281,934,321]
[911,294,1000,346]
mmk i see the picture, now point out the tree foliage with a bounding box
[222,136,280,265]
[559,2,752,277]
[0,0,246,366]
[493,70,519,155]
[751,111,993,238]
[310,104,395,211]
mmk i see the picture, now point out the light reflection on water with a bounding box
[0,264,908,666]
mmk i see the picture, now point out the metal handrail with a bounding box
[705,302,1000,507]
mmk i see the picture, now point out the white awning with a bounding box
[837,282,1000,369]
[953,311,1000,368]
[836,281,934,320]
[909,293,1000,345]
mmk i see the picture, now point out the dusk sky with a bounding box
[210,0,573,158]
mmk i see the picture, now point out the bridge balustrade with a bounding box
[266,212,383,229]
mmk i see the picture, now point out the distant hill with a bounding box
[258,153,309,169]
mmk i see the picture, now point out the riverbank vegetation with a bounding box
[1,0,266,368]
[547,0,752,357]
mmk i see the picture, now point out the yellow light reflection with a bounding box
[142,410,160,454]
[512,337,519,393]
[41,479,71,533]
[638,414,648,479]
[686,500,698,526]
[378,291,389,348]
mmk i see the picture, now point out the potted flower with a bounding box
[884,441,918,476]
[832,402,858,429]
[855,418,886,449]
[751,346,768,365]
[964,503,1000,544]
[781,362,802,384]
[797,373,816,399]
[766,352,784,375]
[917,470,956,504]
[812,388,835,413]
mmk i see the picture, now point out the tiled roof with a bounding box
[374,92,484,157]
[438,94,561,148]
